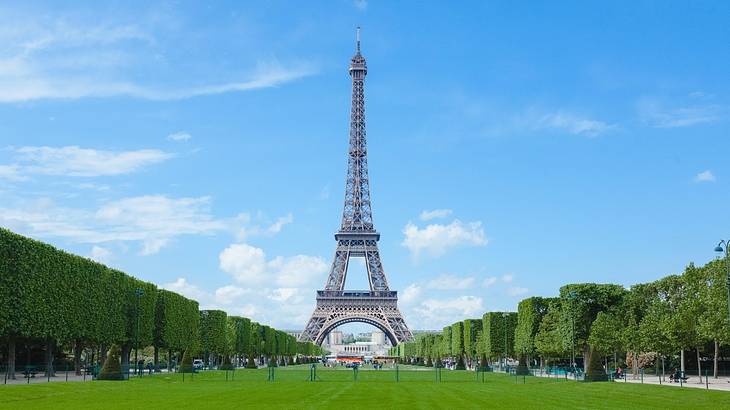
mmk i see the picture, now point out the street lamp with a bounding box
[568,290,577,374]
[715,240,730,327]
[134,288,144,376]
[502,312,509,372]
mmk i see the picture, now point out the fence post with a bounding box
[705,369,709,390]
[640,368,643,384]
[66,363,69,382]
[395,364,399,382]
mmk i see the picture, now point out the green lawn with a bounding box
[2,365,728,409]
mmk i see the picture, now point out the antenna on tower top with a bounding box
[356,26,361,53]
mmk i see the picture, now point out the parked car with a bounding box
[192,359,204,370]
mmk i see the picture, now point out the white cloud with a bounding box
[353,0,368,11]
[501,274,513,283]
[219,243,268,283]
[638,98,725,128]
[214,285,250,305]
[219,243,328,287]
[0,195,269,255]
[538,112,613,137]
[167,132,191,142]
[0,165,26,181]
[427,274,476,290]
[482,276,498,288]
[694,170,716,183]
[266,213,294,235]
[419,209,453,221]
[269,288,299,302]
[402,219,487,258]
[163,277,209,301]
[401,284,422,304]
[89,245,112,264]
[412,296,484,328]
[12,146,173,177]
[507,287,529,297]
[0,14,316,103]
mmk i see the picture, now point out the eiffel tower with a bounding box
[299,29,413,346]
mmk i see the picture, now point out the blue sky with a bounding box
[1,1,728,331]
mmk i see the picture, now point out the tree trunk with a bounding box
[631,352,639,379]
[7,335,16,379]
[697,349,702,379]
[121,344,130,372]
[153,345,159,372]
[45,338,55,377]
[714,340,719,379]
[583,346,589,372]
[74,340,82,375]
[680,349,685,373]
[662,356,665,381]
[167,349,172,372]
[100,344,108,365]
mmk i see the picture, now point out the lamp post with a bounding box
[502,312,509,372]
[134,288,144,376]
[714,240,730,326]
[568,290,577,374]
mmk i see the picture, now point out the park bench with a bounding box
[22,368,38,378]
[669,372,689,383]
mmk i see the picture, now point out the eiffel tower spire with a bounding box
[342,26,372,232]
[298,29,413,345]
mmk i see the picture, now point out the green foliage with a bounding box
[587,311,622,356]
[463,319,482,360]
[441,326,453,357]
[451,322,465,358]
[482,312,517,360]
[155,290,200,352]
[98,344,124,380]
[558,283,627,354]
[515,297,554,358]
[534,300,564,359]
[200,310,228,356]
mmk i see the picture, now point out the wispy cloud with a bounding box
[0,13,316,103]
[419,209,453,221]
[353,0,368,11]
[507,286,529,297]
[9,146,173,177]
[167,132,191,142]
[694,170,716,183]
[427,274,476,290]
[638,97,726,128]
[0,195,293,255]
[537,112,614,137]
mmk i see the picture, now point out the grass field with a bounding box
[2,365,729,409]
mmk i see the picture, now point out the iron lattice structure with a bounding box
[299,29,413,346]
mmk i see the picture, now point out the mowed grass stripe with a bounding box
[2,368,729,409]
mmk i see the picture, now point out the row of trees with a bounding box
[199,310,324,369]
[390,311,518,370]
[0,228,322,378]
[392,256,729,378]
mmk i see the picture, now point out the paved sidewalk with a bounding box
[620,374,730,391]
